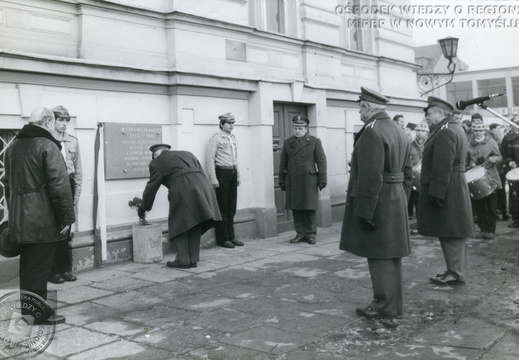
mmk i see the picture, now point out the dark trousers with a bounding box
[172,225,201,265]
[509,181,519,221]
[367,258,403,317]
[439,237,467,281]
[51,178,75,276]
[292,210,317,239]
[214,167,238,244]
[20,242,58,300]
[408,189,419,218]
[473,192,498,233]
[496,173,507,217]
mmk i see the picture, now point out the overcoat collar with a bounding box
[286,132,311,155]
[424,116,456,146]
[16,124,62,150]
[354,111,390,145]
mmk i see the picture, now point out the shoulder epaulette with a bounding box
[367,120,377,129]
[440,123,449,130]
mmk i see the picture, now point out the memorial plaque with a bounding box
[104,123,162,180]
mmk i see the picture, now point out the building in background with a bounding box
[415,43,519,125]
[0,0,423,273]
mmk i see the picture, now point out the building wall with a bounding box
[0,0,424,272]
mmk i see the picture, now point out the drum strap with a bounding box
[383,172,404,183]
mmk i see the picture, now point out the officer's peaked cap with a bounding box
[357,87,390,105]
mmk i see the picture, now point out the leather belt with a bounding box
[216,165,237,170]
[166,169,201,186]
[454,165,466,172]
[383,172,404,183]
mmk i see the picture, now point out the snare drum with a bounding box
[412,162,421,191]
[505,168,519,189]
[465,166,497,199]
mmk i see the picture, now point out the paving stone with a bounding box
[186,307,269,333]
[187,344,271,360]
[89,275,156,292]
[480,333,519,360]
[268,311,347,335]
[128,265,192,283]
[70,268,133,283]
[220,325,315,355]
[169,292,237,313]
[380,344,482,360]
[67,339,177,360]
[201,247,279,266]
[44,326,117,357]
[92,290,165,311]
[136,279,202,300]
[122,303,200,328]
[278,266,329,278]
[130,322,221,354]
[271,282,337,304]
[83,319,149,336]
[55,285,115,305]
[412,317,507,349]
[61,302,125,326]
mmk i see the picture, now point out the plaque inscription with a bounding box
[104,123,162,180]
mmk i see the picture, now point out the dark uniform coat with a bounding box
[417,117,474,238]
[278,133,327,210]
[340,112,412,259]
[141,150,222,239]
[4,124,76,244]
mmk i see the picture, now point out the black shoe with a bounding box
[290,236,304,244]
[61,272,77,282]
[166,261,191,269]
[306,237,316,245]
[508,222,519,228]
[219,241,235,248]
[48,274,65,284]
[231,239,244,246]
[502,215,510,221]
[356,306,399,319]
[190,261,197,268]
[429,273,465,286]
[41,314,66,325]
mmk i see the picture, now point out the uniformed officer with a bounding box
[418,96,474,286]
[279,115,327,244]
[501,115,519,228]
[408,122,429,224]
[206,113,243,248]
[340,87,412,320]
[48,105,82,284]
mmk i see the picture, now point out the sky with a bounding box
[408,0,519,71]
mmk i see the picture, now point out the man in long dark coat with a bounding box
[340,87,412,320]
[139,144,222,269]
[417,97,474,286]
[279,115,327,244]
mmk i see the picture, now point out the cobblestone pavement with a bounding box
[1,220,519,359]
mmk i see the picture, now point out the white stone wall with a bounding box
[0,0,423,250]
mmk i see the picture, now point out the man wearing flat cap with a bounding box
[48,105,82,284]
[279,115,327,245]
[418,96,474,286]
[139,144,222,268]
[206,113,243,248]
[340,87,412,320]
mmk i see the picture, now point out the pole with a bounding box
[478,104,519,130]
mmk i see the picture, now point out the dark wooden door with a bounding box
[272,103,308,233]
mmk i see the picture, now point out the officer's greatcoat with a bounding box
[417,117,474,238]
[278,133,327,210]
[340,112,412,259]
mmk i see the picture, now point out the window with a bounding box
[446,81,473,110]
[339,0,372,53]
[512,76,519,107]
[477,78,507,108]
[264,0,285,33]
[250,0,286,34]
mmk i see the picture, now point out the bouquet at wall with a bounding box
[128,197,148,225]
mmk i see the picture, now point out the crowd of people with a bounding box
[3,93,519,326]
